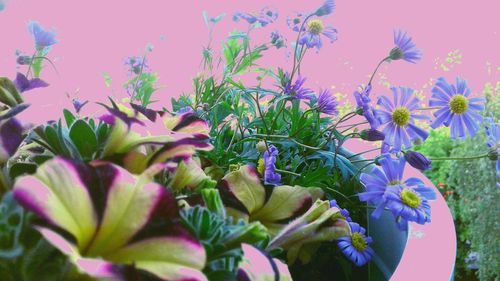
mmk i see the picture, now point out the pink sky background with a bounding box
[0,0,499,124]
[1,0,499,280]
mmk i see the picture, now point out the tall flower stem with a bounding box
[367,56,390,86]
[290,14,313,81]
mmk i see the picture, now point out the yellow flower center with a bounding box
[392,107,411,127]
[257,158,265,176]
[449,95,468,114]
[307,19,324,35]
[351,232,367,251]
[389,180,402,185]
[400,189,422,208]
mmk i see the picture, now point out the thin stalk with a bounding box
[275,169,300,177]
[368,56,390,86]
[429,153,489,161]
[347,147,380,159]
[290,14,313,81]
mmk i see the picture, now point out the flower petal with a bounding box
[13,157,98,251]
[105,236,207,281]
[221,165,266,213]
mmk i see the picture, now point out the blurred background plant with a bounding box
[414,81,499,281]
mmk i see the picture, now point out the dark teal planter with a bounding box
[368,209,409,281]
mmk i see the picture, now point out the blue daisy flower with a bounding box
[354,85,380,129]
[297,18,337,50]
[384,183,434,230]
[374,86,429,151]
[429,77,485,139]
[358,154,436,224]
[390,30,422,63]
[337,222,374,266]
[28,21,57,50]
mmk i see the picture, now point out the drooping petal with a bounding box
[221,165,266,214]
[163,112,210,139]
[169,158,214,191]
[105,236,207,281]
[13,157,98,251]
[251,185,322,234]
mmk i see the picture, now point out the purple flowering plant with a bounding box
[0,1,496,281]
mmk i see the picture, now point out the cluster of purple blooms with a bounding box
[234,0,498,267]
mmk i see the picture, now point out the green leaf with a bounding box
[44,125,64,154]
[63,109,75,127]
[9,163,37,179]
[69,120,97,159]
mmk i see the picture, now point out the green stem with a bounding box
[276,169,300,177]
[290,14,313,81]
[253,133,321,150]
[337,121,369,129]
[429,153,489,161]
[24,51,38,78]
[416,107,440,111]
[351,158,374,164]
[347,147,380,159]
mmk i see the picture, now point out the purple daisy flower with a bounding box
[354,85,380,129]
[484,119,500,179]
[233,7,278,27]
[358,154,436,222]
[337,222,374,266]
[429,77,485,139]
[281,74,314,100]
[374,86,429,151]
[28,21,57,50]
[390,30,422,63]
[263,145,281,185]
[317,89,338,115]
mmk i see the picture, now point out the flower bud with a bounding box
[16,55,32,65]
[360,129,385,141]
[256,140,267,153]
[404,151,432,171]
[488,148,499,161]
[389,47,404,60]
